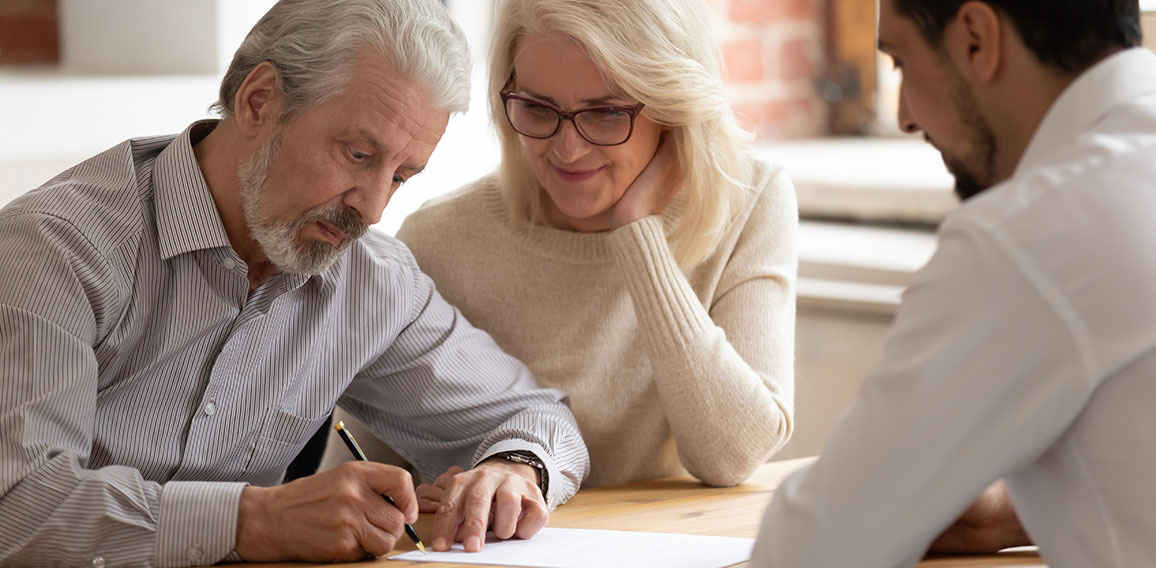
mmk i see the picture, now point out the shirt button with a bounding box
[223,258,237,270]
[91,557,106,568]
[186,545,204,562]
[203,401,217,416]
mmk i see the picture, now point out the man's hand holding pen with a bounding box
[232,422,550,562]
[233,461,419,562]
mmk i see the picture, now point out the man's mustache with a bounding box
[301,203,368,242]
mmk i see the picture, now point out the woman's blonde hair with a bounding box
[489,0,756,269]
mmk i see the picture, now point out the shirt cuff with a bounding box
[156,481,247,567]
[474,439,564,510]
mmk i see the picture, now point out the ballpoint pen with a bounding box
[333,420,428,555]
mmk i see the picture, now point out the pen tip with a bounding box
[334,421,345,431]
[417,542,428,555]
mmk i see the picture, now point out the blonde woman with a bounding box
[335,0,797,493]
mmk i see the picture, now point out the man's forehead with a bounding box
[341,50,449,127]
[877,0,895,32]
[338,68,449,151]
[875,0,906,50]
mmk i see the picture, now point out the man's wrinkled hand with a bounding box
[928,480,1032,555]
[234,461,418,563]
[427,458,548,553]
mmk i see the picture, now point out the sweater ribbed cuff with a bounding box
[607,216,714,353]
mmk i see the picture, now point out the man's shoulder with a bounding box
[936,115,1156,300]
[348,228,422,276]
[339,229,438,316]
[950,123,1156,234]
[1,135,174,254]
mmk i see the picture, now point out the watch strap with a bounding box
[493,450,549,499]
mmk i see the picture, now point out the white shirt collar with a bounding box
[1017,47,1156,175]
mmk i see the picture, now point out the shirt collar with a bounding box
[154,120,234,260]
[153,120,342,295]
[277,259,342,296]
[1016,47,1156,175]
[309,252,344,295]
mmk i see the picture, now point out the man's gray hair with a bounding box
[213,0,471,118]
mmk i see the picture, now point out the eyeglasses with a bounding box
[500,90,646,146]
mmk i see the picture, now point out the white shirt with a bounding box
[752,48,1156,568]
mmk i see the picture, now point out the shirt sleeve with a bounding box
[750,218,1098,567]
[603,168,797,486]
[0,212,244,567]
[337,248,590,509]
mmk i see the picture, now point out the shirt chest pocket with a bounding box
[244,406,328,486]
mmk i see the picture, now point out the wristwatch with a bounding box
[494,450,549,500]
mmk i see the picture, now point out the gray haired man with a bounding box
[0,0,589,565]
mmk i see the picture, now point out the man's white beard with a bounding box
[238,131,368,275]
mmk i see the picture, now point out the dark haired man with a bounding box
[752,0,1155,566]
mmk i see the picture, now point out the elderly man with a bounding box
[753,0,1155,567]
[0,0,588,565]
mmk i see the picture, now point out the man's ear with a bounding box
[233,61,283,136]
[945,1,1002,84]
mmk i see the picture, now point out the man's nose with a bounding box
[897,88,920,134]
[344,176,393,226]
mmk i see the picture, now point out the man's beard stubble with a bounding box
[238,130,369,275]
[940,69,999,202]
[943,120,998,202]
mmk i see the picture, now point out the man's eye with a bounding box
[393,174,406,185]
[349,148,369,161]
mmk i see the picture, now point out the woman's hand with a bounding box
[607,133,682,230]
[415,465,464,513]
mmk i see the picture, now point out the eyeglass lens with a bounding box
[505,98,634,145]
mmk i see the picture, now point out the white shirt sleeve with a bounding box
[751,218,1098,567]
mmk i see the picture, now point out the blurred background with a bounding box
[2,0,1154,460]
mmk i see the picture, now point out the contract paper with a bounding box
[390,527,754,568]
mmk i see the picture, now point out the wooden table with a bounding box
[247,457,1044,567]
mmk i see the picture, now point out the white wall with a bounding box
[780,307,892,460]
[61,0,219,74]
[448,0,494,72]
[0,1,267,205]
[215,0,279,72]
[58,0,277,74]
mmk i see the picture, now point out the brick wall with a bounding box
[713,0,829,140]
[0,0,59,64]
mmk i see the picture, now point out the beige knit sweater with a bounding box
[332,160,797,488]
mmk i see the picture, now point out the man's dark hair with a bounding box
[893,0,1143,73]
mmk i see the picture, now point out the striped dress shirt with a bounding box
[0,121,590,567]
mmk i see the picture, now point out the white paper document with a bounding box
[390,527,754,568]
